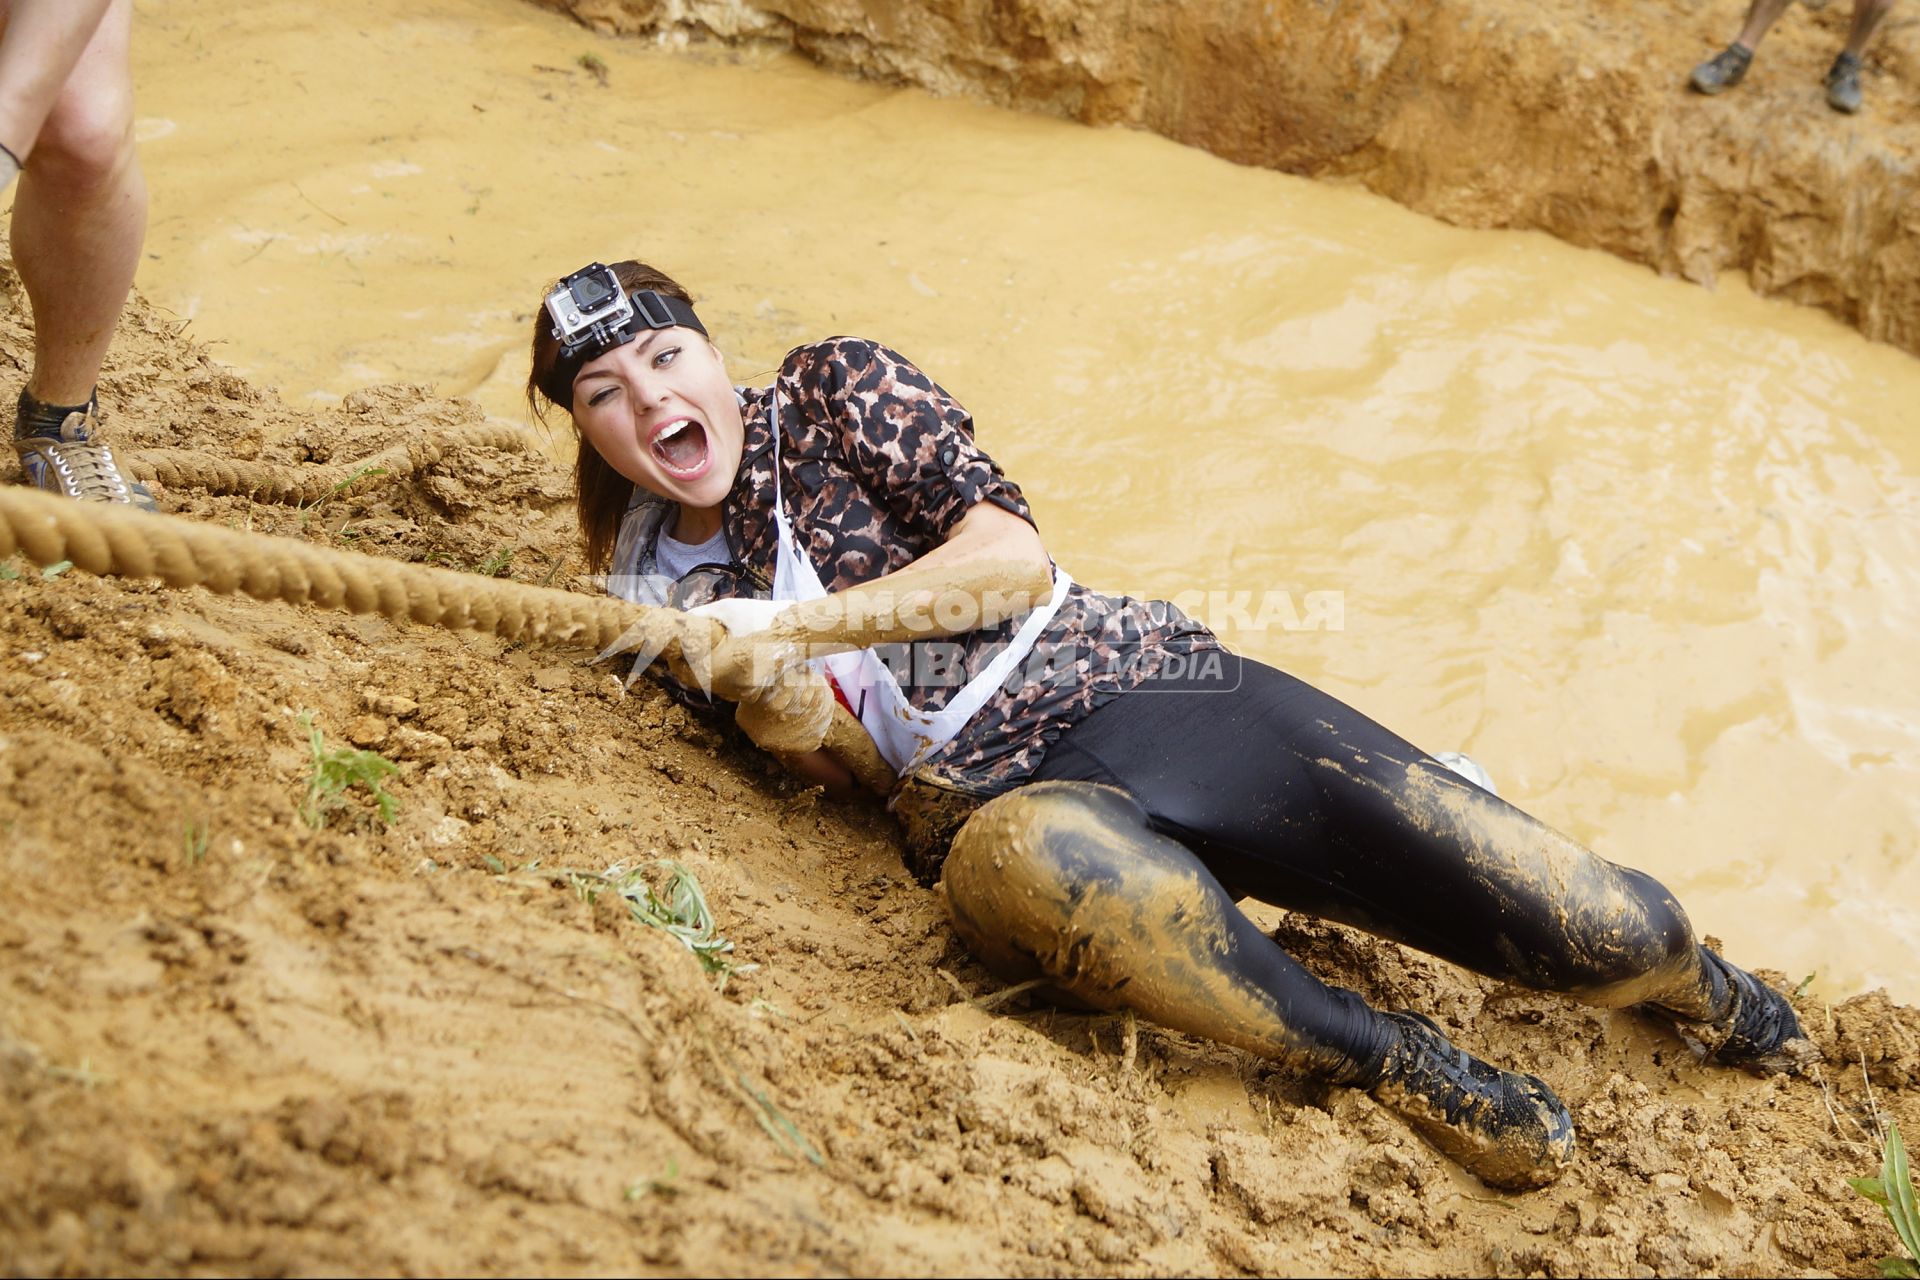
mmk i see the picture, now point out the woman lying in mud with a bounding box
[525,259,1816,1192]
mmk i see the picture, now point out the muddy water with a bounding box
[126,0,1920,1001]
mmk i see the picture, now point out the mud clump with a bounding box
[1,246,1918,1275]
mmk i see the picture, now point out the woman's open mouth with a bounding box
[650,417,711,480]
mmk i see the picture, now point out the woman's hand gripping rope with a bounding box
[668,556,1056,760]
[685,598,837,758]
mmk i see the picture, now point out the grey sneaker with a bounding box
[1825,51,1864,113]
[14,392,155,510]
[1690,43,1754,95]
[1369,1011,1576,1191]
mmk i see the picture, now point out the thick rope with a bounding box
[0,486,896,794]
[124,425,533,504]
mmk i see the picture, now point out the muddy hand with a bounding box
[733,665,835,756]
[680,600,833,754]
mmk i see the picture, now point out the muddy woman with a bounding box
[526,259,1817,1192]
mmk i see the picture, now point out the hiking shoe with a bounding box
[1825,51,1864,113]
[14,391,155,510]
[1691,43,1754,95]
[1660,949,1821,1075]
[1369,1011,1575,1191]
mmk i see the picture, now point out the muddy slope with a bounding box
[533,0,1920,360]
[2,251,1919,1277]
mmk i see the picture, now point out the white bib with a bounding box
[764,387,1069,776]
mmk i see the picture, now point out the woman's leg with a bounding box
[941,781,1576,1190]
[1027,654,1811,1071]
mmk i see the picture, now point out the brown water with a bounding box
[127,0,1920,1002]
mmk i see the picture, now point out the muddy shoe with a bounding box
[14,391,155,510]
[1663,949,1822,1075]
[1369,1011,1575,1192]
[1690,43,1754,95]
[1825,52,1864,114]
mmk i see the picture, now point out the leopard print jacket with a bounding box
[611,336,1218,881]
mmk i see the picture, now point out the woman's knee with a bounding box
[1537,866,1701,1006]
[31,81,134,190]
[939,781,1198,1000]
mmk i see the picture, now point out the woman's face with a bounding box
[570,328,744,510]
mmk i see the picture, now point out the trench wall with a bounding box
[529,0,1920,359]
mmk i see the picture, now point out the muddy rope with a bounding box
[0,486,895,793]
[123,424,533,504]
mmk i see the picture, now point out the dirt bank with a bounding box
[1,245,1918,1275]
[531,0,1920,360]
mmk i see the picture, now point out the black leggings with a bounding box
[939,654,1727,1085]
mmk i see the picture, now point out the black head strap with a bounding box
[552,289,708,398]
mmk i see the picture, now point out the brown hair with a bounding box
[525,259,700,574]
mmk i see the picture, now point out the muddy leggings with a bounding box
[939,655,1732,1087]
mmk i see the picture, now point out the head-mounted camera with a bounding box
[545,262,707,389]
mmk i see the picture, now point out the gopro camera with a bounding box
[545,262,634,350]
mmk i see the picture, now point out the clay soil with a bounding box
[1,248,1918,1277]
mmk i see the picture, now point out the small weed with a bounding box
[297,713,400,829]
[183,818,210,865]
[297,465,388,527]
[0,562,16,581]
[1795,972,1817,999]
[471,547,515,578]
[569,860,754,988]
[624,1157,680,1201]
[578,52,610,86]
[1850,1121,1920,1278]
[40,560,72,579]
[333,465,387,497]
[733,1068,823,1166]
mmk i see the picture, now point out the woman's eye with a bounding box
[588,386,618,407]
[655,347,680,368]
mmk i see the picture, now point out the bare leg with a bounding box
[0,0,116,161]
[7,0,146,406]
[1733,0,1798,50]
[1842,0,1897,55]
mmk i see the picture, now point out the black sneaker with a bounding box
[1662,949,1821,1075]
[13,390,155,510]
[1825,51,1864,113]
[1369,1011,1575,1191]
[1691,43,1754,95]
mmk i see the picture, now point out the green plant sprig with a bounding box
[1851,1121,1920,1279]
[569,860,755,988]
[297,713,400,830]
